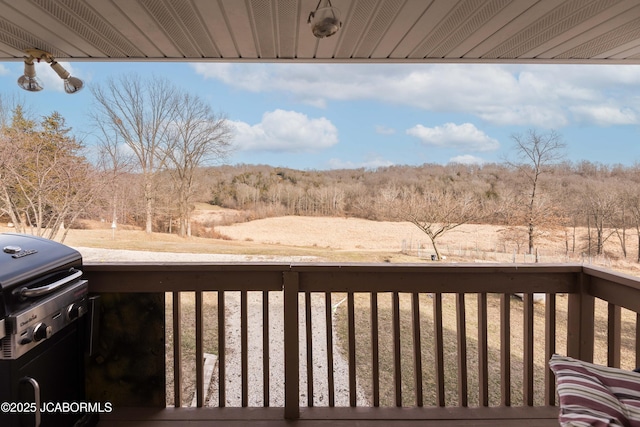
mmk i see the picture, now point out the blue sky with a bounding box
[1,60,640,170]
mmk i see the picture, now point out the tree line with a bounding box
[202,148,640,262]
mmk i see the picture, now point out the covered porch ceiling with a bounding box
[1,0,640,64]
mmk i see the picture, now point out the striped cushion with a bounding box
[549,354,640,426]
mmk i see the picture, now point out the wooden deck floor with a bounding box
[97,406,560,426]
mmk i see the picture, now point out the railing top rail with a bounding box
[583,265,640,289]
[84,263,290,292]
[84,262,585,294]
[290,262,585,272]
[294,264,581,293]
[582,265,640,313]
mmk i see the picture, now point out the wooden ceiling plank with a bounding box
[192,0,238,58]
[557,20,640,60]
[600,42,640,60]
[353,0,405,59]
[275,0,299,59]
[370,0,431,58]
[249,0,277,59]
[165,0,220,58]
[389,0,459,59]
[335,0,379,58]
[295,0,321,59]
[112,0,183,57]
[85,0,160,57]
[530,1,640,59]
[463,0,557,58]
[0,1,92,57]
[429,0,515,59]
[220,0,258,59]
[448,0,534,58]
[0,39,27,59]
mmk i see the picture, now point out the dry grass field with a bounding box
[4,204,637,271]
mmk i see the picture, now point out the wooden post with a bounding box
[241,290,248,407]
[544,293,556,406]
[607,303,621,368]
[172,292,182,407]
[567,271,594,362]
[500,293,511,407]
[392,291,402,407]
[433,293,445,406]
[478,293,488,407]
[284,271,300,419]
[263,291,270,407]
[195,291,204,407]
[523,294,534,406]
[218,291,226,407]
[456,293,468,407]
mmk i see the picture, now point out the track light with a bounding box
[17,49,83,94]
[308,0,342,38]
[17,56,43,92]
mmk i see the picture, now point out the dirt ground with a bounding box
[206,213,640,275]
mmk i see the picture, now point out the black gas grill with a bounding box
[0,233,96,426]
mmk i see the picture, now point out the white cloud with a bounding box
[406,122,499,152]
[569,104,637,126]
[191,63,640,128]
[375,125,395,135]
[0,64,9,76]
[230,109,338,153]
[449,155,485,165]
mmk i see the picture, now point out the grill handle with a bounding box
[20,377,41,427]
[19,269,83,299]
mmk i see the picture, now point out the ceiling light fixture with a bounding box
[308,0,342,39]
[17,49,83,94]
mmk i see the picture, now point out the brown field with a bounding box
[7,204,634,274]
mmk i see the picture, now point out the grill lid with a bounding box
[0,233,82,317]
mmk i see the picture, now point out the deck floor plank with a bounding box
[97,406,560,426]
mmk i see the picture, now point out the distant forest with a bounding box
[122,160,640,260]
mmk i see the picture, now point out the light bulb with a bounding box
[51,61,84,94]
[64,76,84,94]
[17,58,43,92]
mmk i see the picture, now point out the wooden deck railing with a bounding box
[83,263,640,422]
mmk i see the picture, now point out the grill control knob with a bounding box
[66,303,86,321]
[33,323,52,342]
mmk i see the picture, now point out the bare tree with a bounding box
[398,187,480,260]
[626,186,640,262]
[91,74,178,233]
[94,122,135,232]
[510,129,566,254]
[580,180,619,256]
[162,93,232,237]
